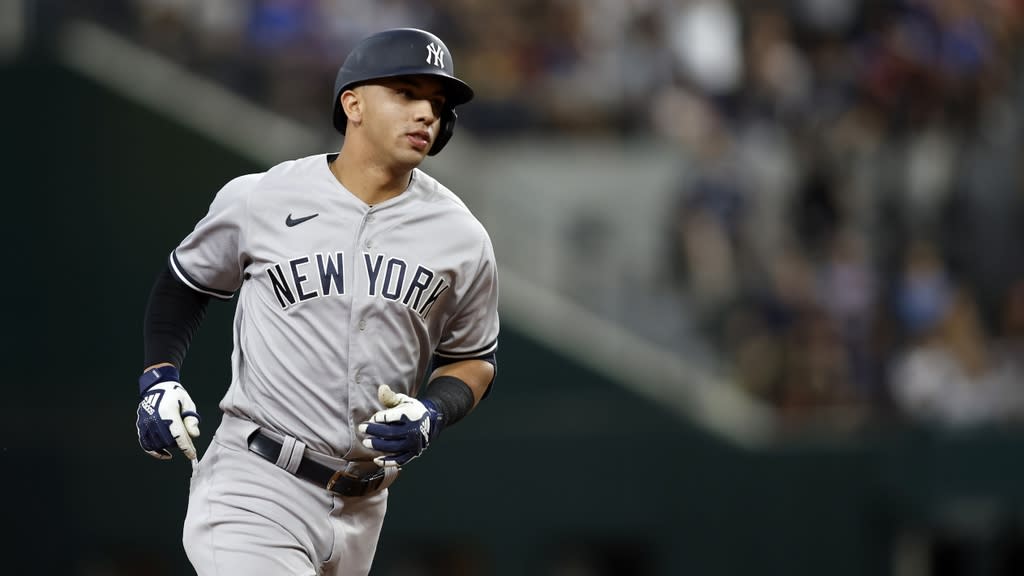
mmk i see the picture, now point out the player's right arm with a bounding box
[136,173,257,462]
[136,267,209,461]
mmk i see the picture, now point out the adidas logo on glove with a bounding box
[140,391,162,416]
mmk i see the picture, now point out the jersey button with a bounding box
[358,319,367,331]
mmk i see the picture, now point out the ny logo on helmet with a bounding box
[426,42,445,68]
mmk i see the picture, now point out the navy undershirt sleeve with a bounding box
[143,264,211,370]
[429,351,497,399]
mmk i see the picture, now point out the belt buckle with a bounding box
[325,463,385,496]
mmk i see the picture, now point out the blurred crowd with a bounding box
[62,0,1024,429]
[658,0,1024,429]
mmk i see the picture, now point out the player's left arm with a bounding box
[428,358,494,407]
[360,355,495,468]
[361,230,499,467]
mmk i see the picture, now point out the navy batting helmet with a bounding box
[332,28,474,156]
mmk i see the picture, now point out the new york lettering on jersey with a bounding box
[266,251,450,318]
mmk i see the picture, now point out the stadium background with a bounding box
[4,1,1024,575]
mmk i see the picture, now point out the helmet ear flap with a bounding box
[428,108,457,156]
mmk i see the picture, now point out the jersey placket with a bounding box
[347,206,377,440]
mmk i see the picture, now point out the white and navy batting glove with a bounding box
[359,384,443,468]
[136,365,201,461]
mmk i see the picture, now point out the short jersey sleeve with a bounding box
[169,173,260,299]
[436,233,500,360]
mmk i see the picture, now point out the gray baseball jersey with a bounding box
[170,153,499,461]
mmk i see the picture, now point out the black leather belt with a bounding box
[247,430,386,497]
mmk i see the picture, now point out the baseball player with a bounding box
[134,28,499,575]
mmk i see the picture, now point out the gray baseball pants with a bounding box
[183,414,388,575]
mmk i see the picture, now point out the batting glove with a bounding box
[136,366,201,461]
[359,384,443,468]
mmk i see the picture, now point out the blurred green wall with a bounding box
[6,58,1024,576]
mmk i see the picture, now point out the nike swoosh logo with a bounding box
[286,213,319,227]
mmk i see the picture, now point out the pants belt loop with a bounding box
[378,466,400,491]
[274,436,306,475]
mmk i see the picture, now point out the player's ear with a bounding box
[340,89,363,128]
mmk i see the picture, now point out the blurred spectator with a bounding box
[666,0,743,98]
[888,243,1024,427]
[669,122,744,305]
[991,280,1024,422]
[818,229,877,397]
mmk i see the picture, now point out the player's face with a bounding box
[357,76,447,166]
